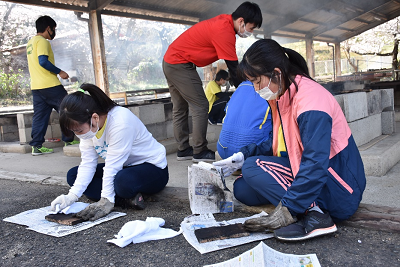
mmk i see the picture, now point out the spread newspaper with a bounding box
[3,202,126,237]
[204,241,321,267]
[181,212,274,254]
[188,162,234,214]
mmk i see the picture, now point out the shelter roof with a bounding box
[5,0,400,42]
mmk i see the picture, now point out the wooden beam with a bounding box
[343,203,400,233]
[108,0,201,20]
[335,42,341,77]
[90,0,114,11]
[2,0,88,12]
[88,10,109,95]
[101,10,197,25]
[109,92,128,105]
[310,1,390,41]
[305,38,315,78]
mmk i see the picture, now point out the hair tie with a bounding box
[283,47,289,58]
[77,88,85,93]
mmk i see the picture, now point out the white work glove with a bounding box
[244,202,297,231]
[76,197,114,221]
[213,152,244,177]
[51,192,78,211]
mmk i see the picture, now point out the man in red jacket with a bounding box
[163,2,262,162]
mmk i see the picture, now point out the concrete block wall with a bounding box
[335,89,395,147]
[13,103,190,145]
[8,88,395,150]
[16,110,61,145]
[0,116,18,142]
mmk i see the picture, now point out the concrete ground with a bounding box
[0,140,399,209]
[0,139,400,266]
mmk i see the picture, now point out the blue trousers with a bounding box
[208,95,229,124]
[30,85,74,147]
[234,156,292,207]
[67,163,169,201]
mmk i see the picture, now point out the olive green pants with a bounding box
[162,60,209,154]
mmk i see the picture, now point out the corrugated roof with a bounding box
[4,0,400,42]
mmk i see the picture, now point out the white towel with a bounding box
[107,217,182,247]
[47,202,89,215]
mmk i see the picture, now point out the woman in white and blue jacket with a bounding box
[214,39,366,241]
[50,83,168,221]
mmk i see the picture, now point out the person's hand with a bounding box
[213,152,244,177]
[244,202,297,231]
[51,192,78,211]
[76,197,114,221]
[59,70,69,79]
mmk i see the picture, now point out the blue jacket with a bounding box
[241,76,366,222]
[218,81,272,159]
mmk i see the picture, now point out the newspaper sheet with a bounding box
[204,241,321,267]
[188,162,234,214]
[3,203,126,237]
[181,212,274,254]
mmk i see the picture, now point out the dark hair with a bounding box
[232,2,262,28]
[36,15,56,33]
[59,83,118,137]
[237,39,312,93]
[215,70,229,81]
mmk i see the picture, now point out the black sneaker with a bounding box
[115,193,146,210]
[274,210,337,241]
[192,149,215,163]
[177,146,193,161]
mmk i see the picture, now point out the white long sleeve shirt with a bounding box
[69,106,167,203]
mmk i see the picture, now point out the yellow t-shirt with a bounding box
[205,80,222,113]
[26,35,61,90]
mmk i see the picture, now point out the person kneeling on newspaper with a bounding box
[213,39,366,242]
[50,83,169,221]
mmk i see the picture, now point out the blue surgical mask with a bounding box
[75,118,99,140]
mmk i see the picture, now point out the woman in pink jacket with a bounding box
[214,39,366,241]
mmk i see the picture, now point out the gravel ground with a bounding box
[1,179,399,267]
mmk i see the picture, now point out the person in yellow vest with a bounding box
[205,69,231,125]
[26,15,79,156]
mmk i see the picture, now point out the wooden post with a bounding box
[305,38,315,78]
[335,42,342,77]
[88,10,109,95]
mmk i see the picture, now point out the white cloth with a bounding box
[47,202,89,215]
[69,106,168,203]
[107,217,182,248]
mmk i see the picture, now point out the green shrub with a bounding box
[0,69,31,106]
[0,69,29,98]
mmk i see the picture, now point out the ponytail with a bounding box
[59,83,118,137]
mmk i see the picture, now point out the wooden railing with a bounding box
[109,88,170,105]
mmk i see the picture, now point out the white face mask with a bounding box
[75,118,99,140]
[238,23,252,38]
[257,74,281,100]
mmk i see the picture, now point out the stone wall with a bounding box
[334,89,395,147]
